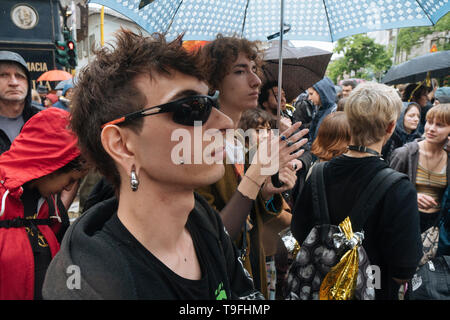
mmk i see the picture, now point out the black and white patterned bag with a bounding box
[285,163,407,300]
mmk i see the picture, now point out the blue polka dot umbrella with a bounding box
[89,0,449,127]
[89,0,449,42]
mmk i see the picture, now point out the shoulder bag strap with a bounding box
[311,162,330,224]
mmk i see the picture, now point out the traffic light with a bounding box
[55,40,69,67]
[67,39,77,68]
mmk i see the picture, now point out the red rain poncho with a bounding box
[0,107,80,299]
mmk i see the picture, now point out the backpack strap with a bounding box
[310,162,332,242]
[310,162,330,224]
[350,167,408,229]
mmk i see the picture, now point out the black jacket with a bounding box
[42,194,263,300]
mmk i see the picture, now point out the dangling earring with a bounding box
[130,166,139,192]
[179,159,185,165]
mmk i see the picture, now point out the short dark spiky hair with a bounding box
[70,29,205,190]
[200,34,264,91]
[341,80,357,89]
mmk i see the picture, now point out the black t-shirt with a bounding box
[21,187,52,300]
[102,212,230,300]
[292,155,423,300]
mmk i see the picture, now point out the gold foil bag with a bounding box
[319,217,362,300]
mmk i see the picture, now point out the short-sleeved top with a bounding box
[291,155,423,300]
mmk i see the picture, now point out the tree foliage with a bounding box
[327,34,392,83]
[396,12,450,55]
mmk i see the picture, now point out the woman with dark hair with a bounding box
[238,108,293,300]
[382,102,421,161]
[0,107,88,299]
[403,82,431,134]
[239,108,274,133]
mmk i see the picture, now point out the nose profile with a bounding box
[249,71,262,89]
[209,107,234,131]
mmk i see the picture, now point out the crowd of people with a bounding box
[0,29,448,300]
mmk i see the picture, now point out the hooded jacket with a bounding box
[382,102,422,161]
[309,77,337,143]
[0,51,41,155]
[53,83,73,111]
[0,107,80,299]
[42,194,263,300]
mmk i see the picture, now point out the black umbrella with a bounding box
[262,42,333,103]
[382,50,450,85]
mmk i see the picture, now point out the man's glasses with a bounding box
[101,95,219,128]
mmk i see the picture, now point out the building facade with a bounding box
[75,4,149,73]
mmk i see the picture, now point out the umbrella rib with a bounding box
[240,0,251,37]
[414,0,434,25]
[164,0,183,35]
[322,0,334,42]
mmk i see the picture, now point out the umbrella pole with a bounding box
[277,0,285,131]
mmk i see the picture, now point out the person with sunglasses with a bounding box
[196,35,309,299]
[42,30,296,300]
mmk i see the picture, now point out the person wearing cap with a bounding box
[0,51,41,155]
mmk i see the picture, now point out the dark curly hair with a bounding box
[200,34,264,92]
[70,29,205,190]
[402,83,430,103]
[258,80,279,106]
[238,108,274,131]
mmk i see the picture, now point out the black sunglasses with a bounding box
[101,95,219,128]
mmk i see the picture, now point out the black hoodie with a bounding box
[382,102,422,161]
[42,193,263,300]
[0,51,41,154]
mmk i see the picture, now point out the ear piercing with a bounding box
[130,166,139,192]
